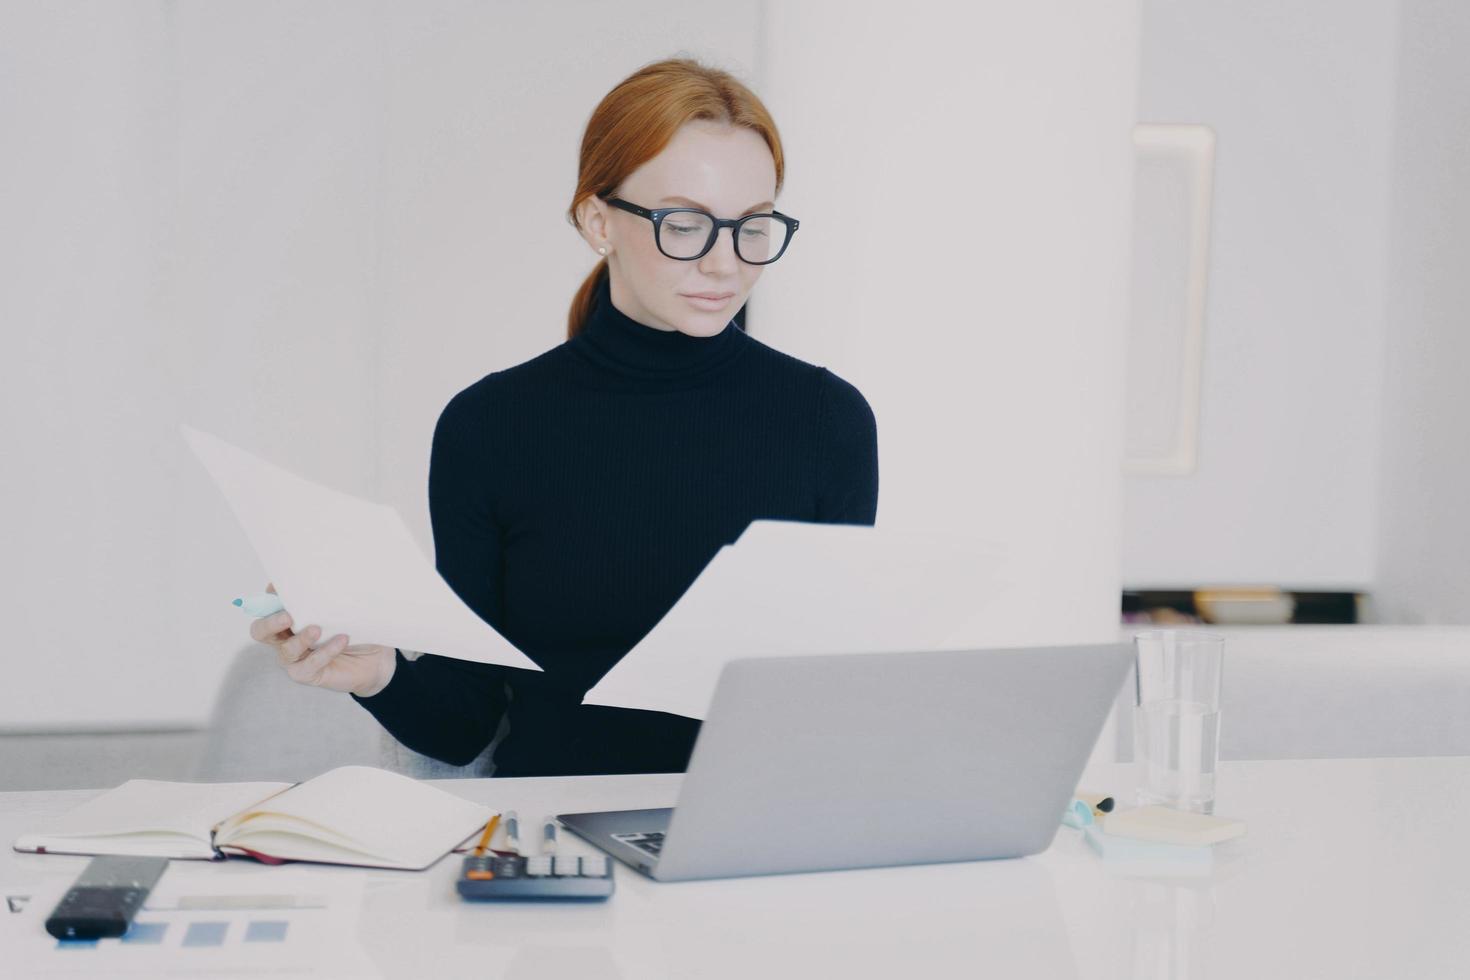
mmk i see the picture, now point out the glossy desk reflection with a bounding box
[4,759,1468,979]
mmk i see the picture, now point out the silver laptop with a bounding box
[558,642,1131,881]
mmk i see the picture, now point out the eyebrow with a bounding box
[658,195,775,216]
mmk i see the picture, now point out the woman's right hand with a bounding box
[249,582,397,698]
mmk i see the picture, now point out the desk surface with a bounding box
[3,757,1467,979]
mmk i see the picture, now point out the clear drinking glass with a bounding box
[1132,630,1224,814]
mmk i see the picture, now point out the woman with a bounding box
[249,57,878,777]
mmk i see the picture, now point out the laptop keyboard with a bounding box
[611,831,665,857]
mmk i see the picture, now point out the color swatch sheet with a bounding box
[182,423,539,672]
[582,519,1013,719]
[1,865,375,977]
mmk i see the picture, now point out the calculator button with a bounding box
[579,856,609,878]
[551,856,579,877]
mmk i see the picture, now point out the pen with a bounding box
[541,818,558,856]
[472,814,501,858]
[503,810,520,855]
[233,593,285,617]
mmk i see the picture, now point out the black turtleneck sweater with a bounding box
[351,271,879,776]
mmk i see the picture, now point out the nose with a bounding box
[698,224,741,275]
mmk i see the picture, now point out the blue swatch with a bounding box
[244,919,289,943]
[121,921,167,944]
[55,938,98,949]
[182,921,228,947]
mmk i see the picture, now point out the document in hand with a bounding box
[12,766,493,871]
[581,519,1012,719]
[181,423,539,671]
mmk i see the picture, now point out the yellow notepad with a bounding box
[1100,805,1247,846]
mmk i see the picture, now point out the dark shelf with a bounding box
[1122,590,1360,625]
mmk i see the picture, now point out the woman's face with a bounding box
[578,120,779,336]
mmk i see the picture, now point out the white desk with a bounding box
[3,757,1467,979]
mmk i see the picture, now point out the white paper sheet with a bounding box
[582,519,1012,719]
[181,423,540,671]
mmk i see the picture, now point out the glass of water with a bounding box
[1132,630,1224,814]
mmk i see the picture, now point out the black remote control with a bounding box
[45,856,170,940]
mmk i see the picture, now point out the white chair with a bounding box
[375,715,506,778]
[195,645,501,781]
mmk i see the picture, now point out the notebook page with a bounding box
[219,766,491,869]
[13,779,289,856]
[216,830,419,870]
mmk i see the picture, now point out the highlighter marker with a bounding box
[233,593,285,617]
[1061,799,1096,830]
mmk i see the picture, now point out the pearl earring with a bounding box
[598,246,607,255]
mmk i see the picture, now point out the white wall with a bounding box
[1372,0,1470,624]
[2,0,1140,730]
[1122,0,1400,591]
[0,0,760,730]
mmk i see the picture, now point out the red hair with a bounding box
[564,57,786,339]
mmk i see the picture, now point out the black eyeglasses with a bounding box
[602,196,800,265]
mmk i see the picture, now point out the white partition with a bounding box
[1108,626,1470,761]
[758,1,1140,649]
[1375,0,1470,625]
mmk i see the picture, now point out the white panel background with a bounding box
[0,0,763,730]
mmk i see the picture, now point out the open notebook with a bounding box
[12,765,493,871]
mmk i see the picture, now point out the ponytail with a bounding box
[566,258,609,340]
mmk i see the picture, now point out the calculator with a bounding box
[456,853,615,901]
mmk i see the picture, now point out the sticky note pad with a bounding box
[1101,806,1247,846]
[1083,825,1213,875]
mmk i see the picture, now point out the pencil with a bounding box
[473,813,501,857]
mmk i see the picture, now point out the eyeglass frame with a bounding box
[600,195,800,265]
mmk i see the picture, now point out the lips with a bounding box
[683,292,735,301]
